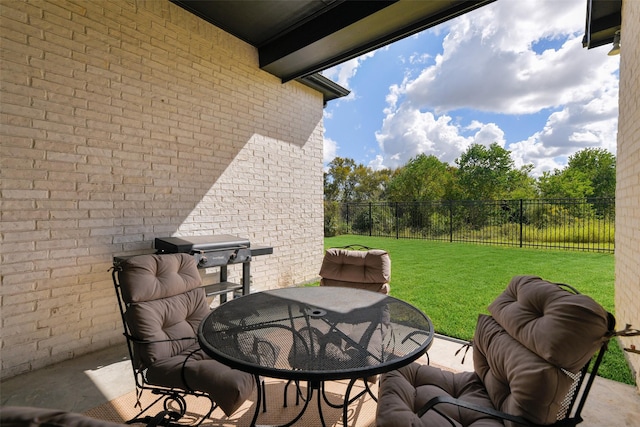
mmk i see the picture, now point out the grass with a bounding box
[322,235,634,385]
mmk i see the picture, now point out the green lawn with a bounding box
[323,235,634,385]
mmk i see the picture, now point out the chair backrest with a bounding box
[472,275,614,425]
[319,246,391,294]
[114,253,208,369]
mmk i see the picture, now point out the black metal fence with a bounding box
[326,198,615,253]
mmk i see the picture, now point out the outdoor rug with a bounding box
[84,377,377,427]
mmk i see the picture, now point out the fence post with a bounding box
[519,199,523,248]
[369,202,372,236]
[395,202,399,239]
[449,200,454,242]
[346,204,350,232]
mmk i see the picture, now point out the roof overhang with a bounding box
[582,0,622,50]
[171,0,496,103]
[298,73,351,106]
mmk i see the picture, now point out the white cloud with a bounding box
[472,122,505,148]
[323,137,338,165]
[409,52,431,65]
[403,0,618,115]
[375,105,506,169]
[321,51,377,100]
[509,87,619,176]
[384,83,403,114]
[368,155,386,171]
[373,0,618,172]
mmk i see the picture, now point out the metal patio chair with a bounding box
[317,244,392,380]
[111,253,258,426]
[317,244,392,381]
[282,245,392,408]
[376,275,637,427]
[319,244,391,294]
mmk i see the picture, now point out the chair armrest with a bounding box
[124,332,197,345]
[335,244,372,251]
[416,395,534,426]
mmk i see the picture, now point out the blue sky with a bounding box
[321,0,619,176]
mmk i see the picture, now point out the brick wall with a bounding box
[1,0,325,379]
[616,0,640,388]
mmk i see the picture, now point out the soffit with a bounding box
[171,0,495,103]
[582,0,622,49]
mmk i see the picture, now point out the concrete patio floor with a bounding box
[1,335,639,426]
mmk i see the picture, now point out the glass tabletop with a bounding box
[198,286,434,382]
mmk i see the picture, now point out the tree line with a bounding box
[324,144,616,203]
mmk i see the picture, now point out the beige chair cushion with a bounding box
[473,314,576,425]
[474,275,611,425]
[377,363,503,426]
[118,253,254,416]
[118,253,201,303]
[125,288,207,367]
[145,346,255,417]
[319,248,391,294]
[488,275,610,372]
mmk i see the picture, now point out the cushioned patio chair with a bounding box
[376,275,624,427]
[111,253,256,426]
[319,244,391,294]
[284,245,392,405]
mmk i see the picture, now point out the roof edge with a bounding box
[582,0,622,49]
[296,73,350,106]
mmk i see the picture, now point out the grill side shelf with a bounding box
[203,281,243,298]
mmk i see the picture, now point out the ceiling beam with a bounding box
[259,1,397,68]
[261,0,497,82]
[583,0,622,49]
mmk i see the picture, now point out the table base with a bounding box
[251,377,377,427]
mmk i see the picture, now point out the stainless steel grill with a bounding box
[154,234,273,301]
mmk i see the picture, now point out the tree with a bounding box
[324,157,357,202]
[565,148,616,198]
[506,164,537,200]
[537,169,593,199]
[353,167,392,202]
[324,157,390,202]
[536,148,616,200]
[455,143,515,200]
[386,154,454,202]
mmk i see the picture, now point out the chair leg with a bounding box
[262,378,267,413]
[283,379,305,408]
[126,389,215,427]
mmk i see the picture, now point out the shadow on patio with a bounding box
[2,335,638,426]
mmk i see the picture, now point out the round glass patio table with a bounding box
[198,286,434,426]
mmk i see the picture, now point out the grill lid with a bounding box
[155,235,250,254]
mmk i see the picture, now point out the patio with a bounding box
[2,335,638,426]
[1,1,639,425]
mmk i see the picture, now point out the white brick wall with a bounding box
[1,0,324,379]
[616,0,640,388]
